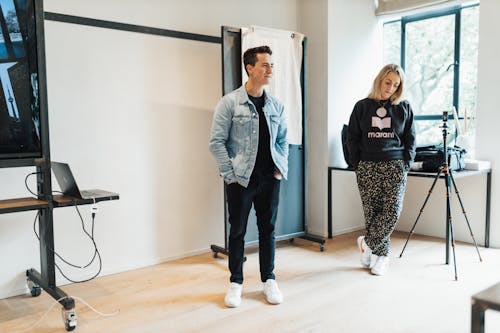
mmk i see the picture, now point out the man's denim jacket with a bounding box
[209,85,288,188]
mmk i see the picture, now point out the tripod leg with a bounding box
[448,215,458,281]
[445,171,451,265]
[449,171,483,262]
[399,168,443,258]
[443,170,458,278]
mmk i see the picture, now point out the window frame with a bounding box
[385,3,479,122]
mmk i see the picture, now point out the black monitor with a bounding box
[0,0,41,160]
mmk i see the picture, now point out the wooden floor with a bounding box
[1,231,500,333]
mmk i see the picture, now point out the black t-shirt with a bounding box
[248,94,274,176]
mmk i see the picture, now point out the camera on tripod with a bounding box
[413,109,466,172]
[441,110,450,136]
[400,108,483,281]
[442,110,448,123]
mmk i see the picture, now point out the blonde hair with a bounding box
[368,64,405,105]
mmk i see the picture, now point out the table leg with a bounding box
[471,300,485,333]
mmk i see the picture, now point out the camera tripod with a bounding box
[399,110,482,281]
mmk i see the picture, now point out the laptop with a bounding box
[51,161,119,200]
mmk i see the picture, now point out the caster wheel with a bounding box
[30,286,42,297]
[65,323,76,332]
[213,251,218,259]
[27,279,41,297]
[320,244,325,252]
[62,307,77,332]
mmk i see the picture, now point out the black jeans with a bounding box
[225,173,281,284]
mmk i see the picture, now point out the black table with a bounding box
[472,281,500,332]
[327,167,492,247]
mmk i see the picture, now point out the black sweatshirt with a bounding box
[347,98,416,168]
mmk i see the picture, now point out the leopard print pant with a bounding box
[356,160,409,256]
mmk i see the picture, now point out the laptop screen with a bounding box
[51,161,82,198]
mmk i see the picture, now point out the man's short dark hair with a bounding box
[243,45,272,75]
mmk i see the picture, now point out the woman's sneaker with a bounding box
[370,256,389,276]
[357,236,372,268]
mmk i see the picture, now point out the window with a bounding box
[383,4,479,156]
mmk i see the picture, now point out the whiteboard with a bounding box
[43,20,225,276]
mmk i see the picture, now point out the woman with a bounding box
[347,64,416,276]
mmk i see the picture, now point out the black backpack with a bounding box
[341,124,354,169]
[414,145,466,172]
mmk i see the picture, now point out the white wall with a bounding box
[327,0,382,237]
[330,170,364,235]
[475,0,500,247]
[328,0,382,167]
[297,0,328,237]
[298,0,381,238]
[0,0,300,299]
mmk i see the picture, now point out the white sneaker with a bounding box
[357,236,372,268]
[369,254,379,269]
[263,279,283,305]
[224,282,242,308]
[370,256,389,276]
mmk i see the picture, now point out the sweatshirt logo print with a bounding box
[368,107,395,138]
[372,107,391,130]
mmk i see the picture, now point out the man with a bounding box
[209,45,288,308]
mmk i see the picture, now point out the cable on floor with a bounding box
[10,295,119,333]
